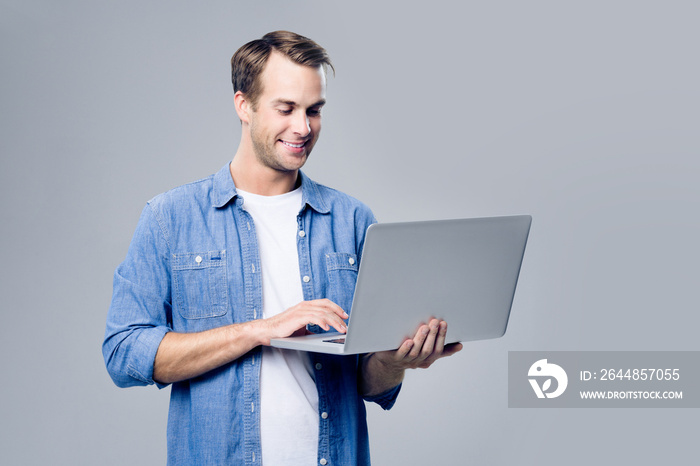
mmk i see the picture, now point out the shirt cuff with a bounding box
[130,325,171,388]
[363,382,402,410]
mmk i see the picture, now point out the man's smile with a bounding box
[280,140,306,148]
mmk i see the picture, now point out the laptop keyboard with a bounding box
[323,337,346,344]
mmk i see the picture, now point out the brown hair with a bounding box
[231,31,334,108]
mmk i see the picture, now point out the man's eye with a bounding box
[307,109,322,117]
[278,109,293,115]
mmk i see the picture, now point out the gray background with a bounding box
[1,0,698,464]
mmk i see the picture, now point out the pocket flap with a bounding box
[325,252,358,272]
[172,251,226,270]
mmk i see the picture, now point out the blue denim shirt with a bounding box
[103,163,401,465]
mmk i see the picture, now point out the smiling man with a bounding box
[103,31,461,465]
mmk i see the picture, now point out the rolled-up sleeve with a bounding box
[362,383,402,410]
[102,204,172,388]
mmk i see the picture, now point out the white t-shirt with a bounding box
[237,187,319,466]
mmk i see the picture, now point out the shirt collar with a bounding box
[298,171,330,214]
[211,163,238,208]
[212,163,330,214]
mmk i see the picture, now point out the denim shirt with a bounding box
[103,163,401,465]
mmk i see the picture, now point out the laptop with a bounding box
[270,215,532,355]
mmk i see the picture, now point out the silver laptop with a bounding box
[270,215,532,355]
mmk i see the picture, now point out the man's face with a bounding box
[246,52,327,173]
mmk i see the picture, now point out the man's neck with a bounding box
[229,152,299,197]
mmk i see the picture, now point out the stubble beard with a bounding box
[249,119,311,174]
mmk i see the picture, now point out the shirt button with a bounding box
[321,412,328,419]
[195,255,202,264]
[303,275,310,283]
[320,459,327,465]
[348,257,355,265]
[298,230,306,237]
[315,363,323,370]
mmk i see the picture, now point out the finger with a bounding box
[306,300,348,330]
[416,342,462,369]
[393,339,414,361]
[408,324,430,359]
[316,299,349,320]
[417,319,441,360]
[416,322,451,367]
[322,304,349,333]
[434,321,448,351]
[442,342,463,356]
[280,301,345,334]
[327,317,347,333]
[305,302,348,333]
[309,312,347,333]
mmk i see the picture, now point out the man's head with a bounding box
[230,31,332,182]
[231,30,334,110]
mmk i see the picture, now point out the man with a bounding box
[103,31,462,465]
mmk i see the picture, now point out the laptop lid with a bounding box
[270,215,531,354]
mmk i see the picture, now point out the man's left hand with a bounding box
[374,318,463,370]
[360,319,463,397]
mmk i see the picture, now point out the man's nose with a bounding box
[293,112,311,137]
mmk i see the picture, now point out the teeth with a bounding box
[282,141,304,148]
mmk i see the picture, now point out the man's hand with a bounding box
[360,319,463,397]
[260,299,348,345]
[378,319,463,369]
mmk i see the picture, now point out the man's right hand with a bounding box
[260,299,348,345]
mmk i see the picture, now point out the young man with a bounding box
[103,31,461,465]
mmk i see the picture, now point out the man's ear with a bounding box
[234,91,251,124]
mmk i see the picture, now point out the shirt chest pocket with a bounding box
[325,252,359,316]
[172,251,229,319]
